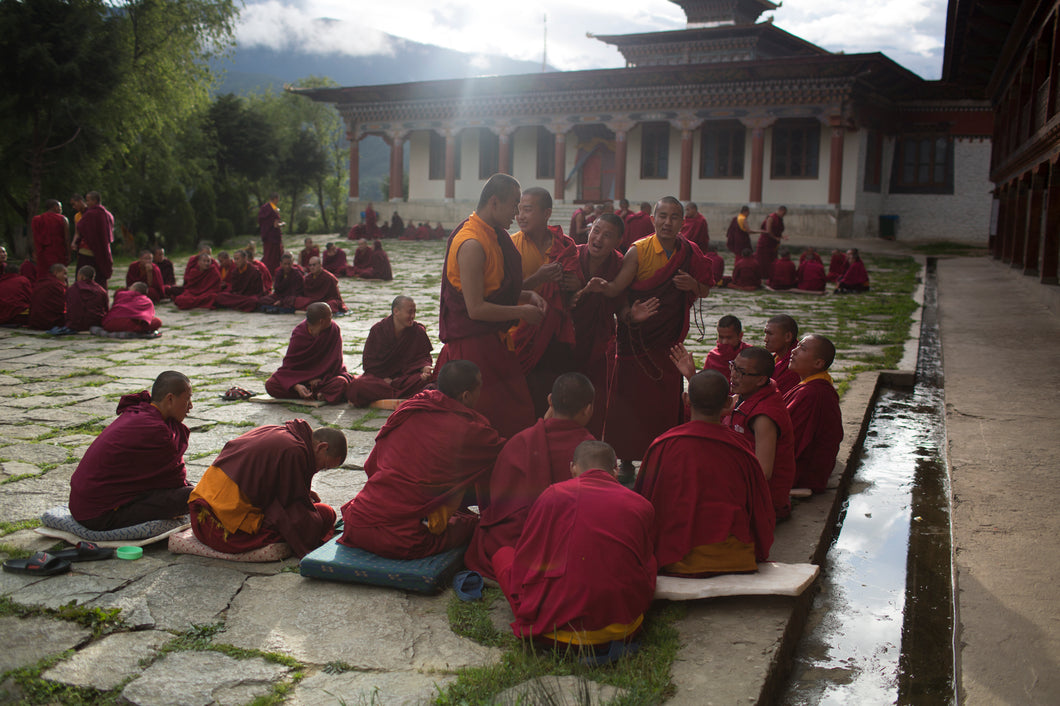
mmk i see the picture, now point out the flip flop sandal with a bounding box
[51,541,115,562]
[2,551,72,576]
[221,387,254,401]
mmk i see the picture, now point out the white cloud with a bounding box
[236,0,393,56]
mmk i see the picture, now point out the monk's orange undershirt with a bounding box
[545,614,645,646]
[737,213,748,232]
[799,371,834,386]
[510,231,548,283]
[664,535,758,575]
[189,465,262,536]
[445,212,505,296]
[633,234,672,282]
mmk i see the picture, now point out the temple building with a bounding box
[296,0,993,242]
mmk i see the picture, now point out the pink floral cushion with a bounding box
[167,528,292,562]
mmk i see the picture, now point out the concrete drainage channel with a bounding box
[779,258,957,704]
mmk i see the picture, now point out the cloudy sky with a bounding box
[236,0,948,79]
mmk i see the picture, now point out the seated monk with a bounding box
[153,247,175,287]
[636,370,774,576]
[339,360,505,559]
[836,248,870,293]
[672,314,751,384]
[265,303,352,404]
[215,249,265,311]
[796,253,827,292]
[216,251,232,282]
[784,335,843,493]
[494,440,656,651]
[65,265,109,331]
[431,222,447,240]
[765,314,801,394]
[0,245,32,326]
[799,246,823,265]
[346,296,434,407]
[125,250,165,302]
[299,237,320,268]
[288,256,346,313]
[245,241,272,293]
[27,263,67,330]
[729,248,762,291]
[69,371,194,530]
[189,423,346,557]
[826,249,848,282]
[703,249,725,283]
[465,372,595,580]
[350,239,372,276]
[769,249,797,290]
[259,253,304,309]
[102,282,162,333]
[357,240,392,280]
[415,223,431,240]
[174,253,222,310]
[322,242,349,277]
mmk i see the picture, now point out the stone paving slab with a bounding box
[0,615,91,674]
[42,630,173,691]
[0,442,71,465]
[288,670,456,705]
[8,571,129,610]
[120,650,290,706]
[0,467,74,521]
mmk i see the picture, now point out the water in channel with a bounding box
[783,260,955,705]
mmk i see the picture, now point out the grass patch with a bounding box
[437,601,684,705]
[0,518,42,536]
[0,596,124,638]
[910,241,989,257]
[1,472,42,485]
[348,409,385,432]
[447,587,514,648]
[35,420,107,440]
[1,651,119,705]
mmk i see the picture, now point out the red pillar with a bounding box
[553,131,566,202]
[828,118,845,206]
[748,126,766,204]
[679,129,693,202]
[444,132,456,200]
[1043,162,1060,283]
[498,130,511,175]
[347,132,359,199]
[1025,166,1045,275]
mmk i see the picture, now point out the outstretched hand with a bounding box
[669,343,696,379]
[630,297,659,323]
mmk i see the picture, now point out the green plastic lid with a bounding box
[116,546,143,560]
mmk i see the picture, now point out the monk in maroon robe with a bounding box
[299,238,320,268]
[257,193,284,275]
[351,240,372,275]
[31,199,69,280]
[346,296,434,407]
[769,251,797,290]
[246,247,272,294]
[796,256,827,292]
[340,361,505,559]
[20,259,36,280]
[799,247,823,266]
[494,440,656,648]
[215,250,265,311]
[69,372,193,529]
[322,243,349,277]
[726,207,754,255]
[65,266,109,330]
[836,249,870,293]
[0,246,31,325]
[75,191,114,287]
[415,223,431,240]
[357,240,392,280]
[154,248,175,287]
[431,223,447,240]
[755,206,786,280]
[826,249,849,282]
[364,203,379,239]
[671,314,751,383]
[465,373,595,580]
[190,422,345,557]
[103,283,162,333]
[174,254,221,310]
[637,370,774,575]
[764,314,800,393]
[27,263,67,330]
[260,254,304,307]
[584,198,712,478]
[569,205,589,244]
[729,249,762,290]
[265,303,352,404]
[125,250,165,302]
[289,257,346,313]
[726,347,798,519]
[680,202,710,252]
[704,250,725,282]
[621,203,654,251]
[785,335,844,492]
[436,175,545,439]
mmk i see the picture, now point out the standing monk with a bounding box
[75,191,114,287]
[583,196,714,482]
[265,303,352,404]
[190,423,346,557]
[436,174,546,438]
[755,205,787,279]
[345,296,434,407]
[258,192,284,275]
[726,206,754,256]
[65,266,109,330]
[465,373,596,580]
[364,202,379,239]
[125,250,165,302]
[31,199,69,280]
[339,360,505,559]
[784,335,843,493]
[764,314,800,393]
[680,202,710,252]
[27,263,67,330]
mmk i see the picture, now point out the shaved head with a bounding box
[738,347,776,378]
[306,302,332,325]
[312,427,348,463]
[130,281,148,294]
[78,265,96,280]
[572,440,616,476]
[717,315,742,333]
[391,295,414,313]
[151,371,190,403]
[437,360,481,400]
[549,372,595,417]
[688,370,731,416]
[804,334,836,368]
[768,314,798,340]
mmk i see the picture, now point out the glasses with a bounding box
[729,361,761,377]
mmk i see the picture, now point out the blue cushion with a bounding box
[299,537,466,594]
[41,505,187,542]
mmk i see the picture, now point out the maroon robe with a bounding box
[772,344,800,394]
[215,264,264,312]
[726,215,752,255]
[196,420,333,557]
[568,207,588,244]
[351,245,372,274]
[125,262,165,302]
[796,259,827,291]
[784,377,843,492]
[838,260,870,291]
[431,224,447,240]
[174,263,221,310]
[250,259,272,294]
[262,265,304,305]
[299,246,320,268]
[290,270,345,313]
[359,248,392,280]
[20,259,36,280]
[621,211,654,251]
[605,236,714,462]
[727,380,797,518]
[365,206,379,238]
[322,248,349,277]
[0,272,32,324]
[637,420,774,569]
[755,212,784,279]
[31,211,68,279]
[415,224,431,240]
[346,316,433,407]
[704,340,751,382]
[465,418,594,580]
[65,279,109,330]
[571,245,623,438]
[69,391,189,522]
[730,256,762,289]
[264,320,351,404]
[770,258,797,289]
[27,274,66,330]
[258,201,283,274]
[103,290,160,332]
[157,258,175,286]
[680,213,710,252]
[704,250,725,281]
[339,390,505,559]
[827,251,849,282]
[76,204,114,283]
[497,469,656,641]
